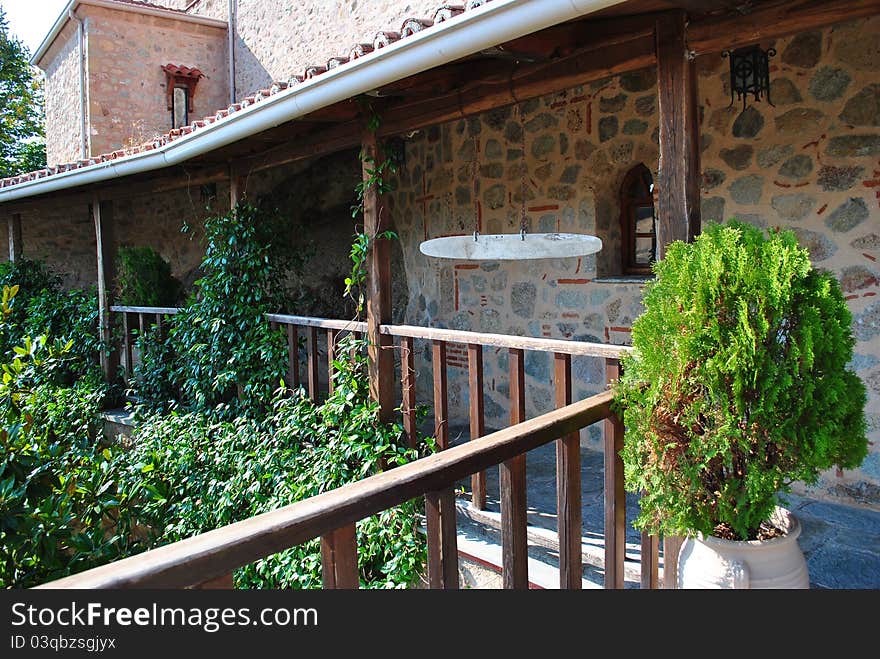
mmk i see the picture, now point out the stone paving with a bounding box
[449,428,880,589]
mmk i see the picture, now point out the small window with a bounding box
[172,87,189,129]
[620,164,657,275]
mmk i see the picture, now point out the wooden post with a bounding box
[327,329,338,395]
[229,166,246,208]
[307,326,320,401]
[467,343,487,510]
[641,531,660,589]
[555,352,582,589]
[501,348,528,589]
[93,198,118,382]
[8,213,22,262]
[604,358,626,589]
[361,128,395,423]
[320,524,359,589]
[663,536,684,589]
[286,325,299,390]
[401,336,418,448]
[655,10,701,254]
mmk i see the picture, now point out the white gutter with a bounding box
[68,8,88,159]
[31,0,228,68]
[7,0,626,204]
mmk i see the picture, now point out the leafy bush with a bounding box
[0,288,139,588]
[125,336,431,588]
[615,222,868,540]
[0,258,60,354]
[115,246,182,307]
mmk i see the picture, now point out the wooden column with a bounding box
[361,128,395,422]
[501,348,528,589]
[93,198,118,382]
[320,524,359,589]
[229,167,246,208]
[8,213,22,262]
[555,353,582,589]
[603,358,626,589]
[655,10,701,255]
[654,12,697,583]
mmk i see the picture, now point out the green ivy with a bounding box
[614,222,868,540]
[115,246,182,307]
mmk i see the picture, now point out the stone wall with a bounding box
[81,5,229,159]
[186,0,442,99]
[41,22,85,166]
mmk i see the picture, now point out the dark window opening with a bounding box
[620,163,657,275]
[172,87,189,129]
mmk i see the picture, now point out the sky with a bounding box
[1,0,70,55]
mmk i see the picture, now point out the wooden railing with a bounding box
[41,390,619,590]
[104,306,662,588]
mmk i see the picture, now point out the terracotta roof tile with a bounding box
[0,0,498,191]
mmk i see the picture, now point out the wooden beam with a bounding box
[689,0,880,55]
[655,10,700,254]
[362,128,395,423]
[7,213,22,262]
[93,198,118,382]
[664,0,740,15]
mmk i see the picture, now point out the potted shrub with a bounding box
[614,221,868,588]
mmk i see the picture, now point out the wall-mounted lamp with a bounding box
[721,45,776,114]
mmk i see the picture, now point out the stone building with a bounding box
[1,0,878,512]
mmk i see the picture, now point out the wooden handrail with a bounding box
[382,324,633,359]
[37,390,614,589]
[110,305,180,315]
[265,313,367,333]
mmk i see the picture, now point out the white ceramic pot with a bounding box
[677,507,809,589]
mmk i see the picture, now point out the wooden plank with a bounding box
[307,326,320,401]
[663,536,684,589]
[467,343,487,511]
[655,10,701,254]
[286,324,299,390]
[111,305,180,315]
[432,340,448,450]
[362,128,396,423]
[193,573,234,589]
[401,336,418,449]
[554,352,582,589]
[93,198,118,382]
[425,491,443,589]
[641,531,660,589]
[121,312,132,381]
[382,324,632,359]
[501,348,528,589]
[603,358,626,589]
[424,489,459,589]
[265,313,365,332]
[8,213,22,262]
[689,0,880,55]
[320,524,359,589]
[40,390,614,589]
[327,329,338,395]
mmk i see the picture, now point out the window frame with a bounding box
[619,163,657,276]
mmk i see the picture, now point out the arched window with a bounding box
[620,163,657,275]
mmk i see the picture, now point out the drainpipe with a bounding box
[227,0,236,105]
[69,8,88,159]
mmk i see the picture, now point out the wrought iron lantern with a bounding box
[722,45,776,114]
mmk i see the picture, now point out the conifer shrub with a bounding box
[615,222,867,540]
[115,246,181,308]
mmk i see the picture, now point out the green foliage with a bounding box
[115,246,182,307]
[125,336,431,588]
[615,222,868,540]
[0,286,139,588]
[0,7,46,177]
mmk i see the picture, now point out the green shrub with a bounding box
[0,258,61,355]
[125,336,431,588]
[615,222,867,540]
[115,246,181,307]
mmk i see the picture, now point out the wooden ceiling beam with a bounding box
[689,0,880,54]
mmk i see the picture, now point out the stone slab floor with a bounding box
[448,426,880,589]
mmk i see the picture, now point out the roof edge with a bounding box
[31,0,227,68]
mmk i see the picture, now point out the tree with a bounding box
[0,6,46,178]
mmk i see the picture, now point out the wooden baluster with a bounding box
[320,524,359,589]
[663,536,683,589]
[401,336,418,449]
[604,358,626,589]
[425,340,458,588]
[641,531,660,589]
[155,313,163,340]
[501,348,528,589]
[284,324,299,390]
[307,326,320,401]
[122,313,132,381]
[327,329,338,395]
[555,352,582,589]
[138,313,145,336]
[467,343,486,510]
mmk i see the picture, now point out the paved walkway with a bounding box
[448,429,880,589]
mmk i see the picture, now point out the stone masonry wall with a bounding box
[81,5,229,158]
[186,0,442,100]
[41,22,85,166]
